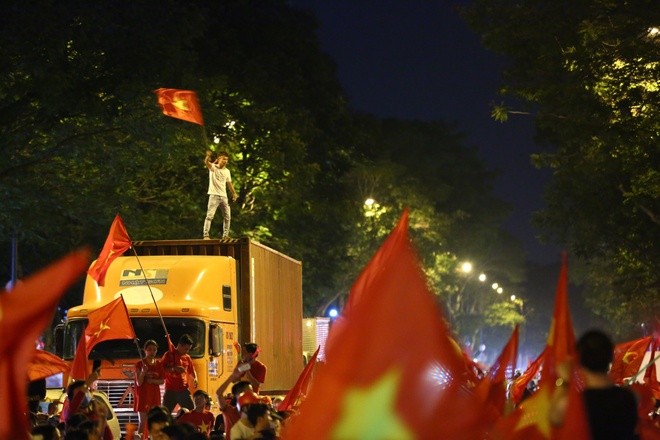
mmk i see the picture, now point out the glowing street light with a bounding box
[478,273,486,282]
[510,295,516,301]
[497,287,503,294]
[364,198,375,207]
[491,283,499,290]
[461,262,473,273]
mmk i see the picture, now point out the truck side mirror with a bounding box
[209,324,223,357]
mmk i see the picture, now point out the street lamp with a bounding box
[461,262,473,273]
[478,273,486,282]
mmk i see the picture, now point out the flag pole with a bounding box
[129,248,169,338]
[119,294,145,364]
[625,351,660,386]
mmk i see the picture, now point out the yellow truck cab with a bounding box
[58,238,303,434]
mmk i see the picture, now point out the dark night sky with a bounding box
[292,0,562,265]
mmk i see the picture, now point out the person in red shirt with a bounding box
[134,339,165,437]
[177,390,215,436]
[161,334,198,412]
[238,343,267,393]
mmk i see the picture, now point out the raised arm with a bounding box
[205,150,214,170]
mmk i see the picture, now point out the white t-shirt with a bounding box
[208,165,232,197]
[230,419,254,440]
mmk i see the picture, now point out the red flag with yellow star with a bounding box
[28,348,71,382]
[85,296,136,356]
[279,346,320,412]
[510,348,546,403]
[490,253,589,440]
[474,325,519,425]
[544,252,575,374]
[609,336,652,385]
[0,249,90,440]
[70,334,89,380]
[283,209,488,439]
[154,88,204,125]
[87,214,132,287]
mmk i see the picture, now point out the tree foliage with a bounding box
[465,0,660,335]
[0,0,526,353]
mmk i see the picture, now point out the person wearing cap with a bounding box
[161,334,198,412]
[238,342,267,393]
[230,391,267,440]
[177,390,216,437]
[215,366,254,440]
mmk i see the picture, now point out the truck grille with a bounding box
[95,380,135,408]
[95,380,166,435]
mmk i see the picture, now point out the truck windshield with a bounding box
[63,317,205,360]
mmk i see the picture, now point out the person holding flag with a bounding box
[134,339,165,438]
[203,150,238,239]
[162,334,198,412]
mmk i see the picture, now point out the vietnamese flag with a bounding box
[85,296,136,355]
[490,253,588,440]
[474,325,519,426]
[0,249,90,440]
[510,348,546,404]
[282,210,488,439]
[544,252,576,375]
[87,214,132,287]
[609,336,652,385]
[279,346,320,412]
[70,334,89,380]
[154,88,204,126]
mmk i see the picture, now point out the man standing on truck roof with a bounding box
[203,149,238,240]
[162,334,198,413]
[238,342,267,393]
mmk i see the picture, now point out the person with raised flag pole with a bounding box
[161,334,198,413]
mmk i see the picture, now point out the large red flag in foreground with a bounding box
[154,88,204,126]
[609,336,652,385]
[474,325,519,426]
[87,214,132,286]
[0,250,89,440]
[85,296,136,355]
[279,346,320,412]
[283,209,487,439]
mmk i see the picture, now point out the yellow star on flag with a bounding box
[199,421,208,433]
[94,320,111,338]
[623,351,638,364]
[331,368,414,440]
[513,386,552,438]
[173,98,191,111]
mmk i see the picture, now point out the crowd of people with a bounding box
[27,324,655,440]
[28,335,283,440]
